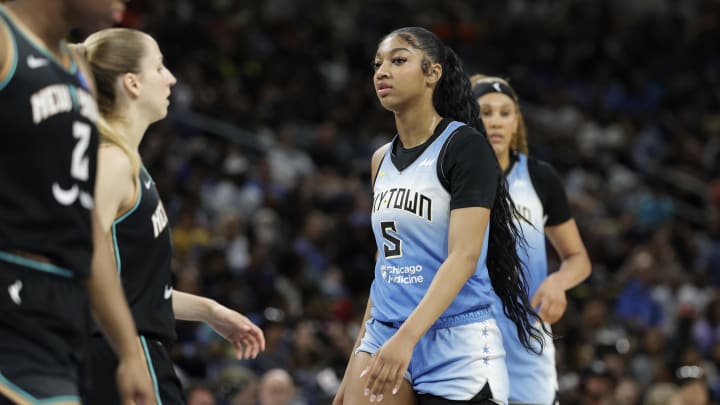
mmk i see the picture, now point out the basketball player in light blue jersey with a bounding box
[333,28,545,405]
[471,75,592,405]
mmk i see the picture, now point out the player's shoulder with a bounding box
[0,12,17,90]
[527,156,561,180]
[371,142,392,185]
[444,123,493,158]
[371,141,391,162]
[450,120,484,137]
[98,143,133,177]
[372,142,391,163]
[447,121,487,144]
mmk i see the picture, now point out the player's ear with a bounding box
[120,73,140,97]
[426,62,442,87]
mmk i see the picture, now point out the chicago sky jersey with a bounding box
[508,153,547,296]
[498,152,558,404]
[112,167,175,341]
[370,121,493,325]
[0,7,99,278]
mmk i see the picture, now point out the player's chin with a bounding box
[147,108,168,125]
[377,96,402,113]
[78,16,116,33]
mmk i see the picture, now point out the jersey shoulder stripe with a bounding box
[0,10,17,90]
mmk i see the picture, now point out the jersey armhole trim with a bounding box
[140,336,163,405]
[371,143,391,187]
[372,154,386,186]
[0,18,18,91]
[111,178,143,275]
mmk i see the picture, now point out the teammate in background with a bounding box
[79,28,265,404]
[0,1,156,404]
[471,74,592,405]
[334,27,545,405]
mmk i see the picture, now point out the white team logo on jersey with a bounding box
[382,264,424,284]
[8,280,22,305]
[151,201,169,238]
[418,158,435,167]
[52,183,79,205]
[31,85,98,125]
[516,179,528,186]
[27,55,49,69]
[163,284,173,300]
[52,183,94,209]
[144,178,153,189]
[514,203,533,223]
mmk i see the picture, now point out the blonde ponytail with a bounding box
[84,28,146,178]
[97,117,141,177]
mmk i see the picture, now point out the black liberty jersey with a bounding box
[0,8,99,278]
[112,167,175,342]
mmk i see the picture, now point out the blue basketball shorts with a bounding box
[357,314,509,404]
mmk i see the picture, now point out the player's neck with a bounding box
[394,104,441,149]
[497,151,511,171]
[6,2,69,57]
[108,117,147,151]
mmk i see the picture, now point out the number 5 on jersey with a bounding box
[380,221,402,258]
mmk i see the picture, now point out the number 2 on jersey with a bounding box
[71,121,91,181]
[380,221,402,258]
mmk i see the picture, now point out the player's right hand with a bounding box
[116,356,157,405]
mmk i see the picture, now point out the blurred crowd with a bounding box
[102,0,720,404]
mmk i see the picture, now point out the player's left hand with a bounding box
[531,273,567,324]
[209,304,266,359]
[361,332,413,402]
